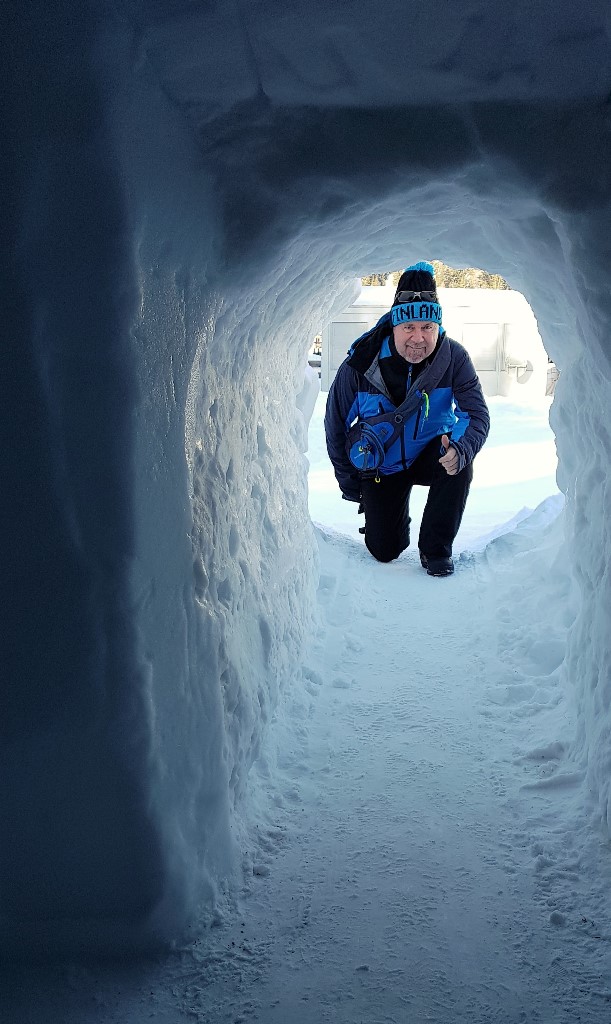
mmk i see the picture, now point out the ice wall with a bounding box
[2,5,331,957]
[2,0,611,956]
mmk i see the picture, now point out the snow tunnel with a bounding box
[2,0,611,958]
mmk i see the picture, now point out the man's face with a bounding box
[392,321,439,363]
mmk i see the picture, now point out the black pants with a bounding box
[360,436,473,563]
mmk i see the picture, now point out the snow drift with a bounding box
[2,0,611,956]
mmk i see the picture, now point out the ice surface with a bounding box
[7,473,611,1022]
[3,0,611,960]
[140,0,611,110]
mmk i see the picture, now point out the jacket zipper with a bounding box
[412,390,430,440]
[398,366,412,467]
[413,404,422,440]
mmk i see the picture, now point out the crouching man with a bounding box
[324,261,490,577]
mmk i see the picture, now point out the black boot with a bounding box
[420,552,454,577]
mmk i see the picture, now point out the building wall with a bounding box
[321,287,548,397]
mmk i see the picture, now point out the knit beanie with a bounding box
[390,261,443,328]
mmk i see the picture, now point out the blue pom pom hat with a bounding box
[390,261,443,328]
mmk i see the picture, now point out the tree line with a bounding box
[362,261,509,290]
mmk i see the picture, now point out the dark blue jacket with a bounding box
[324,316,490,501]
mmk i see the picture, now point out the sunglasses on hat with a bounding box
[395,290,438,302]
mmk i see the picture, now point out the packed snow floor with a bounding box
[4,394,611,1023]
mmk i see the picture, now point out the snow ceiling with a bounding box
[3,0,611,957]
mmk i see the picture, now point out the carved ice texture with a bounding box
[2,0,611,955]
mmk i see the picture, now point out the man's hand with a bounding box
[439,435,459,476]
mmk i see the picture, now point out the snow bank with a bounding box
[2,0,611,956]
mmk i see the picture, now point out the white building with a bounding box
[320,284,549,397]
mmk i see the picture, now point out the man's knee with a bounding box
[365,535,408,563]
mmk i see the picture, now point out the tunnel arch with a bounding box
[184,115,611,846]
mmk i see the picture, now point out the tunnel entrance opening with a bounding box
[306,264,560,554]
